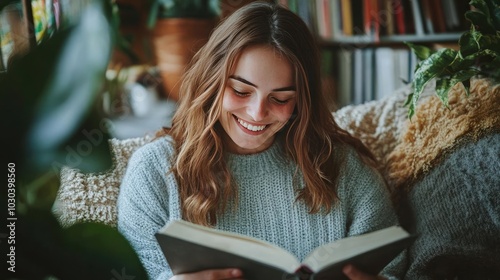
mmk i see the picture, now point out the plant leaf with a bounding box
[486,0,500,30]
[405,41,433,60]
[450,56,476,73]
[147,1,160,29]
[479,53,500,80]
[479,33,500,53]
[435,69,480,107]
[25,3,113,174]
[459,31,481,58]
[452,48,497,72]
[469,0,491,19]
[409,48,458,119]
[404,91,415,119]
[16,210,148,279]
[465,8,497,34]
[61,223,148,279]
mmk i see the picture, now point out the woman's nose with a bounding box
[247,96,268,121]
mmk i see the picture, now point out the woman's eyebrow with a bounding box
[273,85,296,92]
[229,75,257,87]
[229,75,296,92]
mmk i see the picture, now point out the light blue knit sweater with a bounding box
[117,136,406,279]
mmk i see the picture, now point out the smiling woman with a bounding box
[219,45,297,154]
[116,2,407,280]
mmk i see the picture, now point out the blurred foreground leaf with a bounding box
[1,1,147,279]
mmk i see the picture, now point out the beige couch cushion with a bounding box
[53,136,151,227]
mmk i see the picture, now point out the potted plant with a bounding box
[405,0,500,119]
[147,0,221,101]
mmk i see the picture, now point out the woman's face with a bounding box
[219,45,297,154]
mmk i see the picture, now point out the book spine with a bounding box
[363,48,374,102]
[374,47,396,100]
[330,0,343,40]
[393,0,406,34]
[430,0,446,33]
[442,0,460,31]
[409,0,425,35]
[353,48,364,105]
[363,0,381,41]
[341,0,353,35]
[337,49,353,106]
[383,0,395,36]
[316,0,332,39]
[420,0,434,34]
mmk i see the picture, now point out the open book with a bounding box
[155,220,413,280]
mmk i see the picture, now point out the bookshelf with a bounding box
[280,0,471,109]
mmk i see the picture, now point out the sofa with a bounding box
[53,78,500,279]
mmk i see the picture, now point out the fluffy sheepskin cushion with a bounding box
[386,78,500,191]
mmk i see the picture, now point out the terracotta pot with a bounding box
[152,18,217,101]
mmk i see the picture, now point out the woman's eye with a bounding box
[272,97,289,104]
[232,88,249,96]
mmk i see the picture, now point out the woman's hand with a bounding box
[170,268,244,280]
[343,265,386,280]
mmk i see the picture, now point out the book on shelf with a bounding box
[330,0,343,39]
[419,0,435,34]
[351,0,364,35]
[393,0,407,35]
[316,0,332,39]
[394,48,412,87]
[337,49,353,107]
[375,47,396,100]
[401,0,415,34]
[430,0,446,33]
[364,0,380,41]
[442,0,461,31]
[363,48,375,102]
[340,0,353,36]
[155,220,414,280]
[353,48,364,105]
[378,0,394,36]
[408,0,425,35]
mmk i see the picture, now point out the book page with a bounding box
[302,226,409,272]
[161,220,301,273]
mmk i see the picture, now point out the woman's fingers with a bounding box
[343,264,386,280]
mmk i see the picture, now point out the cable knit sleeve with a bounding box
[117,137,182,280]
[337,147,407,279]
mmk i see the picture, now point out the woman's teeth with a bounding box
[238,118,266,131]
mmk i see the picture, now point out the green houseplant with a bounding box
[405,0,500,119]
[1,1,147,279]
[146,0,221,101]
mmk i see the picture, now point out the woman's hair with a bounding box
[158,1,376,226]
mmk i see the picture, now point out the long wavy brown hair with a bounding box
[158,1,376,226]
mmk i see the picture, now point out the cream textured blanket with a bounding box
[53,136,151,227]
